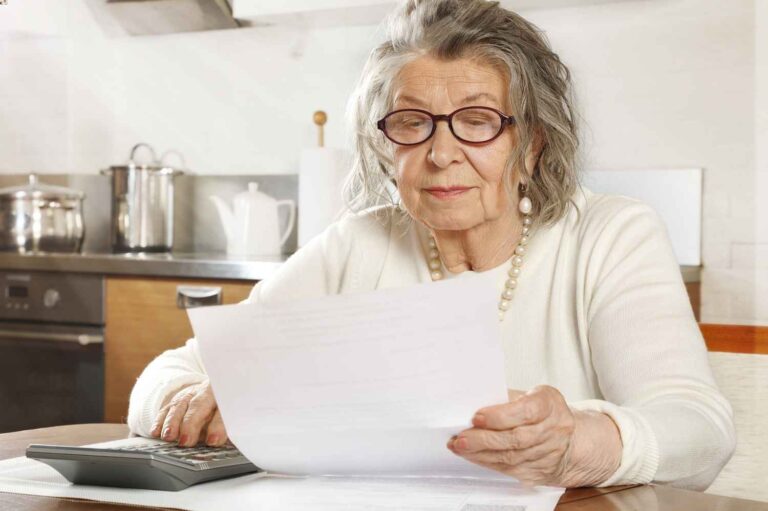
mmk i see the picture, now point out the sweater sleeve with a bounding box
[126,338,208,437]
[126,214,369,437]
[570,198,735,490]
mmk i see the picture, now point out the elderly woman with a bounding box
[128,0,735,490]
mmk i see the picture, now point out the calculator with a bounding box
[26,440,263,491]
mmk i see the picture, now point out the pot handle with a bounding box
[129,143,159,165]
[277,200,296,247]
[160,149,187,170]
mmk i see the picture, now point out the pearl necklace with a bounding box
[427,203,533,322]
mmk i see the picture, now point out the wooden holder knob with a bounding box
[313,110,327,148]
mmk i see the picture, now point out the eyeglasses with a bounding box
[376,106,516,146]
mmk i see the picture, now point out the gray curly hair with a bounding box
[343,0,580,227]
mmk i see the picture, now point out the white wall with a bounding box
[109,24,377,174]
[0,0,376,174]
[0,0,764,323]
[756,0,768,322]
[0,0,117,173]
[524,0,758,324]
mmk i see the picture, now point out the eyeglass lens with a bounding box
[383,108,503,144]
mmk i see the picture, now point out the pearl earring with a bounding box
[518,183,532,215]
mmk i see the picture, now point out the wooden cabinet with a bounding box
[700,324,768,355]
[104,277,255,423]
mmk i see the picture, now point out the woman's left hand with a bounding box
[447,385,621,487]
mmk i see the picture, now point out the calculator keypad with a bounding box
[115,443,245,466]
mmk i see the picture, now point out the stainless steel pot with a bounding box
[101,144,183,253]
[0,174,85,253]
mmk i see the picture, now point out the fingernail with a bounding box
[178,434,188,446]
[207,434,218,445]
[472,413,486,427]
[446,435,456,449]
[455,437,468,450]
[162,428,171,440]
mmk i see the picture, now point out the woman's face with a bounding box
[388,55,518,231]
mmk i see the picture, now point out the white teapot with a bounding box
[210,183,296,256]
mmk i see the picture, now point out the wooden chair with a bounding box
[705,351,768,502]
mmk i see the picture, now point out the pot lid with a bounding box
[103,163,182,175]
[0,174,85,200]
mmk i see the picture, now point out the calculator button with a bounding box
[164,452,195,459]
[179,458,207,465]
[189,454,216,461]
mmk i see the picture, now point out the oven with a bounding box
[0,271,104,433]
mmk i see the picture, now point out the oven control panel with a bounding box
[0,272,104,325]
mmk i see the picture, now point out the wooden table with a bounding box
[0,424,766,510]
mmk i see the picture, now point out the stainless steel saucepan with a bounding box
[0,174,85,253]
[101,143,184,253]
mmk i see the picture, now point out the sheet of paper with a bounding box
[188,273,510,477]
[0,439,565,511]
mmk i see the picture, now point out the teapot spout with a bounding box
[209,195,235,244]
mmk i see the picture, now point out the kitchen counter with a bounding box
[0,251,288,281]
[0,251,703,284]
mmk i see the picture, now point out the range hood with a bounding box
[85,0,240,36]
[85,0,647,36]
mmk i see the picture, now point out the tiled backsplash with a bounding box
[0,174,298,255]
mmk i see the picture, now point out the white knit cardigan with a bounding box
[128,186,735,490]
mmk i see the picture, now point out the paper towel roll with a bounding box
[299,147,350,247]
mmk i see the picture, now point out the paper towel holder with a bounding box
[313,110,327,147]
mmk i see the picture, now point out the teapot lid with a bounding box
[235,182,275,203]
[0,174,85,200]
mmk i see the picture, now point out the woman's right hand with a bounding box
[149,380,228,447]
